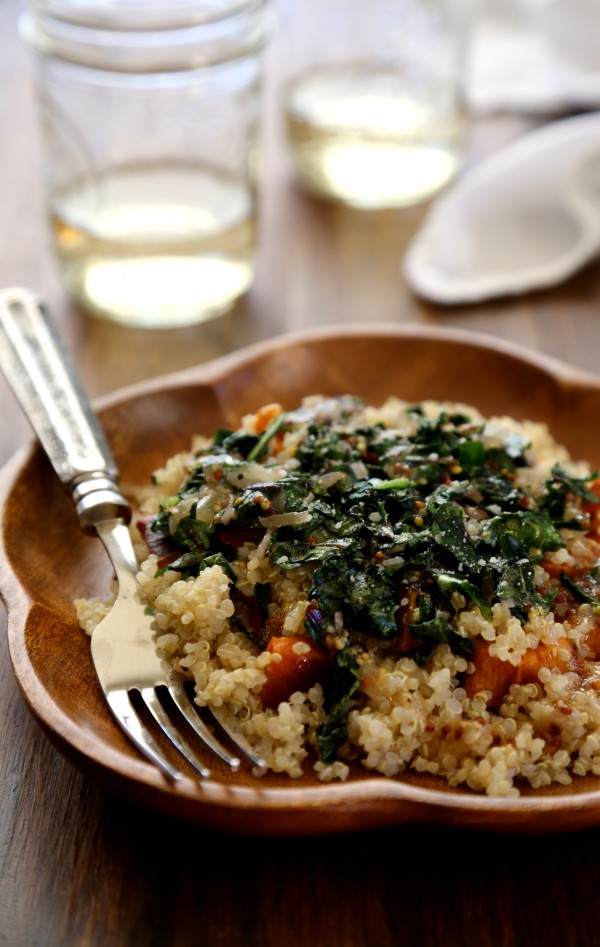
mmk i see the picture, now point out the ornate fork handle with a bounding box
[0,287,129,532]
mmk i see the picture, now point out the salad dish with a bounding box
[4,324,600,834]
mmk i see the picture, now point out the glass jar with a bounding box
[279,0,473,210]
[20,1,272,328]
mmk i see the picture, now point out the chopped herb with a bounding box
[247,411,288,461]
[561,571,600,606]
[317,646,361,762]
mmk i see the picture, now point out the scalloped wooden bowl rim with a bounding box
[3,322,600,836]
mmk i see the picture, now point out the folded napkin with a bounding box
[466,0,600,114]
[403,111,600,305]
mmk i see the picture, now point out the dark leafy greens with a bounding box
[148,397,600,765]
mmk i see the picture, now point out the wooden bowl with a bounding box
[4,323,600,836]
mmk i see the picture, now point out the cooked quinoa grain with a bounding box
[76,395,600,796]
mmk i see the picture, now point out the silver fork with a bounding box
[0,287,266,782]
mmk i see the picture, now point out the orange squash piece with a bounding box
[465,636,584,706]
[261,636,331,709]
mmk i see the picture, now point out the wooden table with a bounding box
[3,2,600,944]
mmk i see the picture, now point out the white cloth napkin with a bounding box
[403,111,600,305]
[466,0,600,114]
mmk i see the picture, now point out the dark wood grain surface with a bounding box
[3,1,600,944]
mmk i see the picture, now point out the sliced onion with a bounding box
[167,494,198,531]
[255,530,272,559]
[349,461,369,480]
[225,462,286,489]
[317,471,346,489]
[258,510,311,528]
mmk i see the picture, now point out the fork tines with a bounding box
[108,677,267,782]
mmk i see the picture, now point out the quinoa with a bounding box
[76,395,600,797]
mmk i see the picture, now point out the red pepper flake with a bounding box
[213,469,224,481]
[519,495,529,509]
[559,705,572,716]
